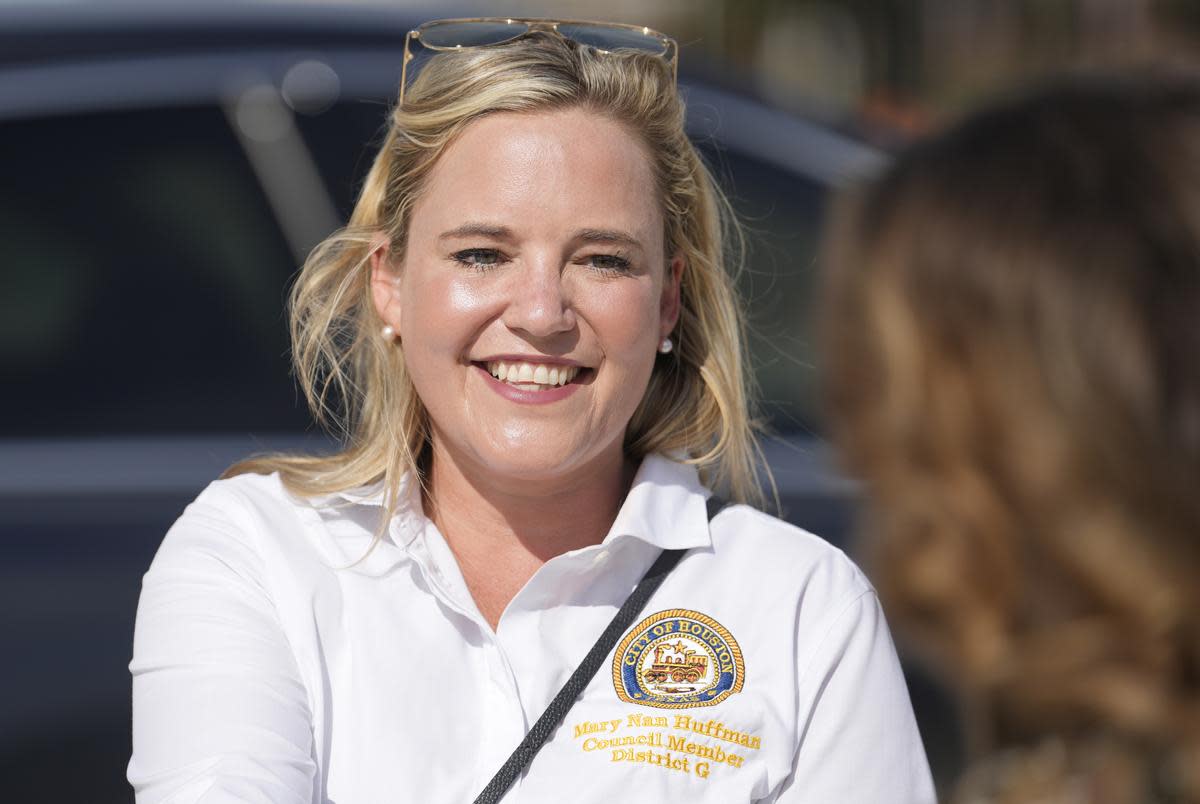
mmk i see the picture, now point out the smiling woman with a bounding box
[372,106,684,621]
[378,108,674,497]
[128,19,933,804]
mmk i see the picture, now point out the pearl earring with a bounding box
[381,325,395,341]
[658,336,673,354]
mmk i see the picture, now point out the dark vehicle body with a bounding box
[0,5,955,801]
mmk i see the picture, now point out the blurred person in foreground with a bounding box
[821,76,1200,802]
[127,18,933,803]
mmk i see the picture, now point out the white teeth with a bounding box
[486,360,581,388]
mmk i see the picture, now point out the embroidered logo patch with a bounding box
[612,609,745,709]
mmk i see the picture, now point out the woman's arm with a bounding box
[128,491,317,804]
[771,589,936,803]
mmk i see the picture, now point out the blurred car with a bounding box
[0,4,953,802]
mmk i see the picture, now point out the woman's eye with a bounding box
[583,253,633,274]
[451,248,506,270]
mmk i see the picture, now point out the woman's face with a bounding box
[372,107,682,487]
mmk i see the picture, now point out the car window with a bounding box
[700,146,827,434]
[294,100,391,221]
[3,101,830,440]
[0,106,309,437]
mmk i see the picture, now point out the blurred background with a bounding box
[4,1,1200,801]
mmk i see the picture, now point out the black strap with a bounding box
[705,494,730,522]
[472,495,729,804]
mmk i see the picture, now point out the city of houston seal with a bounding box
[612,609,745,709]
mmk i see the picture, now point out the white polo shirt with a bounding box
[128,453,934,803]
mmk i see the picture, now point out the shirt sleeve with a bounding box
[770,589,936,804]
[127,490,317,804]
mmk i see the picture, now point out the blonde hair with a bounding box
[821,76,1200,801]
[226,33,766,515]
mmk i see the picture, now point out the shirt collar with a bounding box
[605,453,713,551]
[316,452,713,552]
[330,479,388,507]
[313,473,424,549]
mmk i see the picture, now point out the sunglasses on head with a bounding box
[400,17,679,105]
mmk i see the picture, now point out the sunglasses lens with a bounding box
[418,20,530,48]
[556,23,669,56]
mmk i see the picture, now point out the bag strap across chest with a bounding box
[471,495,730,804]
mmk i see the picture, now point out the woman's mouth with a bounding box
[481,360,587,392]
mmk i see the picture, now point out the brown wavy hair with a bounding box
[821,75,1200,801]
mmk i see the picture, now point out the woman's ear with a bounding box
[660,253,685,337]
[369,236,402,332]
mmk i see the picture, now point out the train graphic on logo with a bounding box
[613,609,745,709]
[642,640,709,686]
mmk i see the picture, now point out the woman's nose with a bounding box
[501,257,577,337]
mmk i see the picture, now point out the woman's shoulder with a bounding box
[149,471,314,571]
[154,470,395,574]
[182,470,306,533]
[709,501,874,601]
